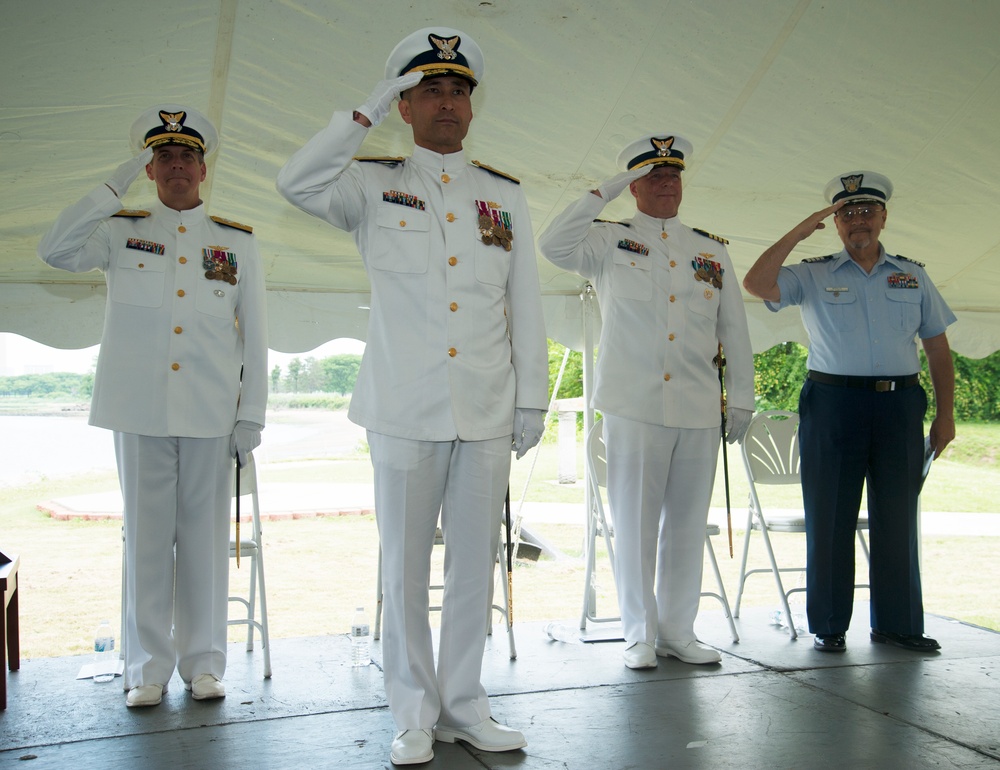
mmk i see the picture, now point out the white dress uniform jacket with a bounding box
[539,191,754,425]
[37,184,268,436]
[276,111,549,439]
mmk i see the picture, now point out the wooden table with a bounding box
[1,550,20,710]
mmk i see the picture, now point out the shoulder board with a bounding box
[354,156,405,166]
[896,254,926,268]
[593,218,631,227]
[112,208,150,218]
[471,160,520,184]
[692,227,729,245]
[801,254,835,263]
[210,215,253,234]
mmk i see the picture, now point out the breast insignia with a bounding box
[692,227,729,245]
[210,215,253,234]
[354,156,406,166]
[896,254,926,268]
[471,160,520,184]
[802,254,835,263]
[112,209,151,218]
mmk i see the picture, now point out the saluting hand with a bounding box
[790,201,844,243]
[593,165,653,202]
[356,72,424,128]
[106,147,154,198]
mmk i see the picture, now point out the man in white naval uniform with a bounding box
[37,105,268,708]
[539,134,754,670]
[276,27,548,766]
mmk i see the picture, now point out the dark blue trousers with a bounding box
[798,378,927,635]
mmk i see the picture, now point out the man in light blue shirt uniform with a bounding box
[743,171,955,653]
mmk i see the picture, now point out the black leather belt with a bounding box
[807,370,919,392]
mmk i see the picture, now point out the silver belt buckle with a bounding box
[875,380,895,392]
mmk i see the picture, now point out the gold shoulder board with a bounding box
[896,254,926,268]
[354,156,405,166]
[112,209,150,218]
[593,218,631,227]
[692,227,729,245]
[471,160,520,184]
[210,215,253,233]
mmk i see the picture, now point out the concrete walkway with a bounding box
[39,483,1000,536]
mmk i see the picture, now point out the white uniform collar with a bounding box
[151,196,206,224]
[630,209,682,231]
[410,144,467,172]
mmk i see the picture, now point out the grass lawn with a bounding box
[1,414,997,659]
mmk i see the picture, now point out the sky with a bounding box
[0,332,364,377]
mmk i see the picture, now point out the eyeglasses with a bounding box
[837,205,884,222]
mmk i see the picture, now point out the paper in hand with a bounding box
[919,435,935,492]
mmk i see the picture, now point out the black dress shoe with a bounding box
[870,629,941,651]
[813,633,846,652]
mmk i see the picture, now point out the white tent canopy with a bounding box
[3,0,999,356]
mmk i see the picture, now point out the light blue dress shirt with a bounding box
[767,247,956,376]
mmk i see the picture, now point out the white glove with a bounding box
[725,408,754,445]
[230,421,263,467]
[595,164,652,201]
[356,72,424,127]
[106,147,153,198]
[512,408,546,460]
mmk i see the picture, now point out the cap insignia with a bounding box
[430,34,460,61]
[651,137,675,157]
[841,174,863,194]
[159,111,185,133]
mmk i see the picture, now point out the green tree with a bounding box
[285,358,302,393]
[315,354,362,394]
[270,365,281,393]
[548,339,584,401]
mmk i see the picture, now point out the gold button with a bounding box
[669,260,676,267]
[448,348,457,357]
[446,213,455,222]
[399,220,407,227]
[174,326,183,334]
[179,256,187,264]
[660,232,668,239]
[441,173,451,183]
[178,225,186,233]
[448,256,458,266]
[171,363,180,371]
[137,263,144,269]
[669,295,675,302]
[668,333,675,341]
[177,289,185,297]
[630,261,636,267]
[450,302,458,312]
[663,373,671,381]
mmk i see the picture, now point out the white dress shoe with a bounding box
[125,684,163,708]
[435,717,527,752]
[390,729,434,765]
[655,639,721,664]
[623,641,657,669]
[187,673,226,700]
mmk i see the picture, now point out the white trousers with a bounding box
[368,431,509,730]
[602,415,720,645]
[115,432,233,688]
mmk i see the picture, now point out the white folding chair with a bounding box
[734,410,870,640]
[228,453,272,677]
[373,518,517,659]
[582,418,740,642]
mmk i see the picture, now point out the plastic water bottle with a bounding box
[350,607,370,667]
[93,619,116,683]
